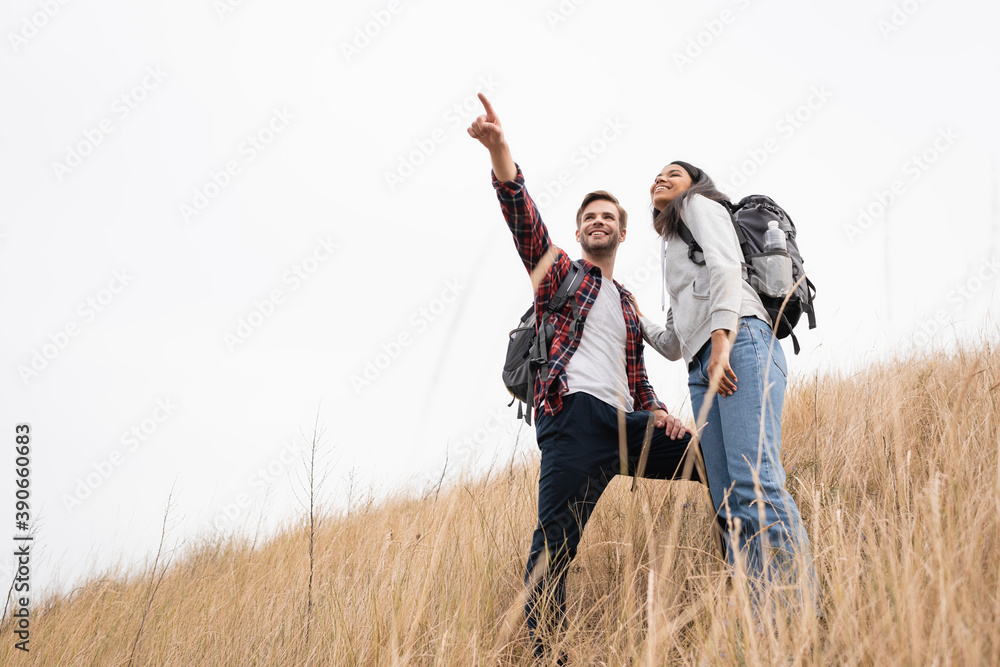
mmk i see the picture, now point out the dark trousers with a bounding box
[524,392,708,648]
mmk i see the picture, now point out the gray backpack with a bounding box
[677,194,817,353]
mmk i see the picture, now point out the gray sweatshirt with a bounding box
[640,194,770,364]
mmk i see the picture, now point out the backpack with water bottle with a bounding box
[676,194,817,353]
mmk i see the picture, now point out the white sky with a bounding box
[2,0,998,597]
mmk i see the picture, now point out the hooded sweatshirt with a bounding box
[641,193,770,364]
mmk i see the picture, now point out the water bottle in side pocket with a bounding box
[749,221,794,298]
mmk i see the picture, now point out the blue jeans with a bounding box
[688,317,815,599]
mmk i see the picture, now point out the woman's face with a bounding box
[650,164,693,209]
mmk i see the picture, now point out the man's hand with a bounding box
[651,409,690,440]
[467,93,504,149]
[467,93,516,182]
[707,328,738,397]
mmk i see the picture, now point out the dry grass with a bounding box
[5,341,1000,665]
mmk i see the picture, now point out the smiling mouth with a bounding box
[653,185,669,194]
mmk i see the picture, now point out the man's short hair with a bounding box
[576,190,627,231]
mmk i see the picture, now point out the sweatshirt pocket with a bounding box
[691,278,710,300]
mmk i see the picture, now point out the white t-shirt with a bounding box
[564,276,634,412]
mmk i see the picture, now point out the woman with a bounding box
[640,161,815,604]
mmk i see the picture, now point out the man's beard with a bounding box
[580,230,619,257]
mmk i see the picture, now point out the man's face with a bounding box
[576,200,625,258]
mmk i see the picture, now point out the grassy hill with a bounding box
[4,342,1000,665]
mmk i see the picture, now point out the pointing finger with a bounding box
[478,92,498,119]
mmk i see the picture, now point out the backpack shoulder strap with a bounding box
[548,259,587,339]
[721,199,755,259]
[546,260,585,313]
[676,222,706,266]
[677,198,749,265]
[533,260,587,385]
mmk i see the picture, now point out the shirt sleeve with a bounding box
[492,164,552,276]
[618,288,667,413]
[632,341,667,413]
[682,194,744,333]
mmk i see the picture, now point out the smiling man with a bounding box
[468,94,707,658]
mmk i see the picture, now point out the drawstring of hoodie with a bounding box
[660,235,667,311]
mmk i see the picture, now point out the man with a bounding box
[467,94,706,655]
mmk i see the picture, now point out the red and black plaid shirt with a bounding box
[493,165,667,418]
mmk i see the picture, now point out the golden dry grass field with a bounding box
[3,341,1000,665]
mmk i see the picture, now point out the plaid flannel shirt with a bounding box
[493,165,667,418]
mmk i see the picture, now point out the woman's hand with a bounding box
[707,329,738,396]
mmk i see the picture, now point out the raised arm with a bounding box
[469,94,558,278]
[467,93,516,182]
